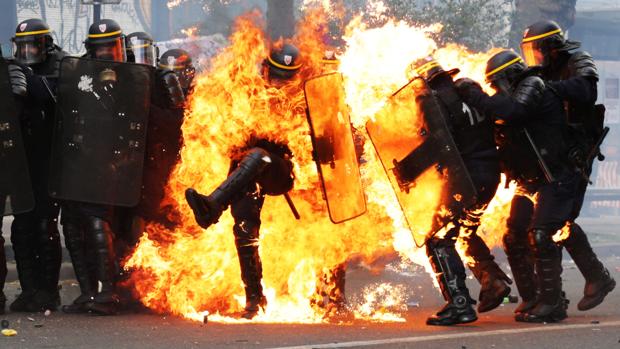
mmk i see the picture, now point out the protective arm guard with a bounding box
[8,63,27,97]
[549,51,598,105]
[156,70,185,109]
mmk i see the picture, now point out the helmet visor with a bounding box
[521,41,544,66]
[90,37,126,62]
[12,37,46,65]
[128,39,156,66]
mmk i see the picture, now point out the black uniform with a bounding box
[410,59,510,326]
[6,18,67,312]
[538,43,615,312]
[459,51,578,323]
[1,58,30,313]
[60,19,131,316]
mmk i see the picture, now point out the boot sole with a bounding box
[521,308,567,323]
[426,314,478,326]
[578,278,616,311]
[478,285,511,313]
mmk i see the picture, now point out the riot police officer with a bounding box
[126,31,158,67]
[8,18,66,312]
[158,49,196,97]
[408,58,511,325]
[185,43,301,319]
[520,20,615,311]
[457,50,578,323]
[60,19,128,315]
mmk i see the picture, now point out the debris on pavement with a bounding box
[44,310,52,317]
[1,328,17,337]
[1,320,8,329]
[27,317,35,322]
[591,320,600,324]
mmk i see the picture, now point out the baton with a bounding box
[523,128,555,183]
[41,76,57,104]
[284,192,301,220]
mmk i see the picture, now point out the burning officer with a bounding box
[520,20,615,311]
[55,19,153,315]
[185,43,301,319]
[8,18,66,312]
[409,58,511,326]
[457,50,578,323]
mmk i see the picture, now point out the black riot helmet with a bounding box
[12,18,54,65]
[410,56,460,82]
[126,31,158,66]
[485,49,527,95]
[520,20,580,67]
[264,43,302,82]
[158,48,196,90]
[84,19,126,62]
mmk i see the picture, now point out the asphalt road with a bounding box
[0,217,619,349]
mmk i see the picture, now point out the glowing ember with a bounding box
[351,282,408,322]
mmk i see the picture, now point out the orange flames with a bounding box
[127,8,516,323]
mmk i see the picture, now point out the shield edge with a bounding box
[303,72,367,224]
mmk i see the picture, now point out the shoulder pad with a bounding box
[568,51,598,80]
[513,76,545,107]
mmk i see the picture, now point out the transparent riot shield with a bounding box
[304,73,366,223]
[0,58,34,215]
[48,57,154,207]
[366,78,476,246]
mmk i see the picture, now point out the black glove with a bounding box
[156,69,185,109]
[454,77,485,108]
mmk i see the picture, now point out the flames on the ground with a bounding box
[126,7,515,323]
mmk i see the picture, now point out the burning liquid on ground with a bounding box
[126,9,515,323]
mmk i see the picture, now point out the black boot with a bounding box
[563,223,616,311]
[426,239,477,326]
[502,230,538,320]
[465,234,512,313]
[186,148,271,229]
[235,225,266,319]
[86,217,120,316]
[9,217,38,312]
[523,229,567,323]
[62,222,96,314]
[27,219,62,312]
